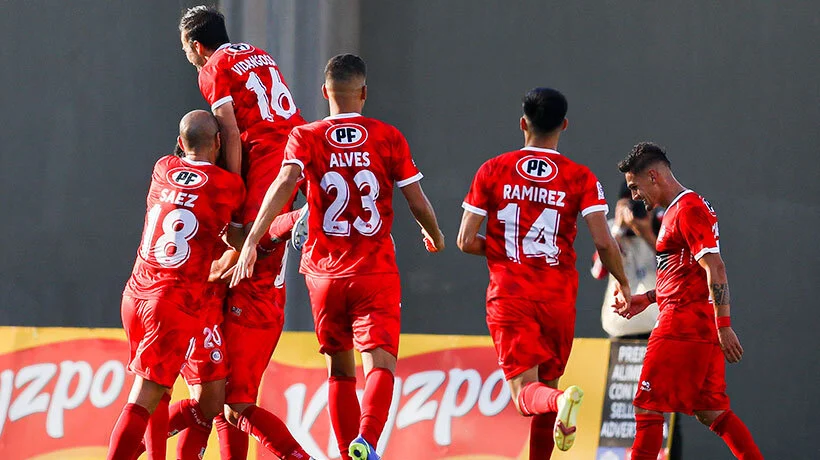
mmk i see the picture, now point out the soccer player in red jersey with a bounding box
[457,88,632,458]
[174,6,314,460]
[614,142,763,459]
[106,110,244,459]
[231,54,445,460]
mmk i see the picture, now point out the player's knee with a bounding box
[694,410,722,426]
[223,404,243,426]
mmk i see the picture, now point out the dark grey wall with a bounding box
[1,1,818,458]
[0,1,206,326]
[357,1,819,458]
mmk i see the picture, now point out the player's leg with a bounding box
[693,343,763,459]
[171,379,225,459]
[632,407,666,460]
[141,389,171,460]
[306,274,360,459]
[221,282,311,460]
[347,274,402,460]
[108,297,194,460]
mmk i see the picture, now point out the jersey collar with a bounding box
[521,146,561,155]
[217,43,231,51]
[181,157,212,166]
[324,112,362,120]
[668,189,694,208]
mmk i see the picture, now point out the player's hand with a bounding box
[422,228,445,253]
[209,249,240,283]
[229,243,258,288]
[718,327,744,364]
[614,290,653,321]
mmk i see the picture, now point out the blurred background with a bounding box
[1,1,818,458]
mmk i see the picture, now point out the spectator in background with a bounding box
[592,182,662,338]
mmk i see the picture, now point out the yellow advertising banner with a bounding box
[0,327,609,459]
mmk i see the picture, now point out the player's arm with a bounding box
[400,182,445,252]
[586,211,632,311]
[698,252,744,363]
[229,163,302,287]
[456,210,486,256]
[213,102,242,175]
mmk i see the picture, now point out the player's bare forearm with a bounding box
[245,164,301,247]
[457,210,486,256]
[401,182,445,249]
[585,212,629,287]
[213,103,242,175]
[698,252,731,317]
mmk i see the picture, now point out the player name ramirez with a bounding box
[230,54,277,76]
[503,184,566,207]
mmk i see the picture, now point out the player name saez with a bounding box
[0,359,126,439]
[159,188,198,208]
[230,54,277,76]
[503,184,566,207]
[329,151,371,168]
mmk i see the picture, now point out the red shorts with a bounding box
[486,297,575,381]
[305,273,401,356]
[633,336,730,414]
[180,296,229,385]
[121,295,199,388]
[223,315,284,404]
[226,243,288,327]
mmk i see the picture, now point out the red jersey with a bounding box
[283,113,423,278]
[198,43,306,165]
[124,155,244,312]
[463,147,609,302]
[653,190,721,343]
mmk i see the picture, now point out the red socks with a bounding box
[237,405,310,459]
[360,368,394,448]
[710,410,763,459]
[177,423,211,459]
[631,412,665,460]
[167,399,212,459]
[529,413,557,459]
[107,403,151,460]
[328,376,361,459]
[216,413,249,460]
[517,382,562,416]
[143,393,170,459]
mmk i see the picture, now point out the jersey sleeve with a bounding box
[198,64,233,111]
[282,126,312,174]
[679,202,720,260]
[462,161,491,217]
[391,130,423,187]
[579,168,609,217]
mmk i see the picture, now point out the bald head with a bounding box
[179,110,219,153]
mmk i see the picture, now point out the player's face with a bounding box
[625,171,657,210]
[180,32,206,70]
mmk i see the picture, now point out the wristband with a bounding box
[716,316,731,328]
[646,290,657,304]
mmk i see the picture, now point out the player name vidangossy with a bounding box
[230,54,277,76]
[503,184,566,207]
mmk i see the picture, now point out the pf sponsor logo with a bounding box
[326,123,368,149]
[226,43,254,54]
[167,167,208,189]
[515,155,559,182]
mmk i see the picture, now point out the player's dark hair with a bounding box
[173,142,184,158]
[324,54,367,83]
[179,5,230,50]
[522,87,568,135]
[617,142,672,173]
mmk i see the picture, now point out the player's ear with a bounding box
[321,83,329,100]
[214,131,222,153]
[519,116,528,133]
[361,85,367,101]
[177,136,185,151]
[561,118,569,131]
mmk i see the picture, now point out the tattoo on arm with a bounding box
[711,283,731,305]
[646,290,657,304]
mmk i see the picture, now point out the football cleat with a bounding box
[349,435,380,460]
[554,385,584,451]
[291,205,309,251]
